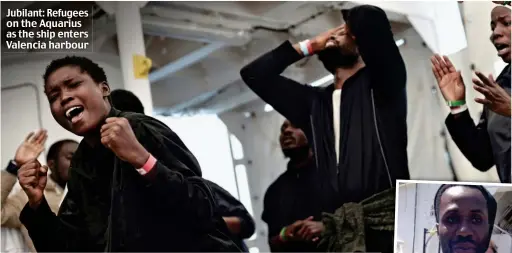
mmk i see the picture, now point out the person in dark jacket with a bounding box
[110,89,145,115]
[208,181,255,251]
[241,5,408,251]
[434,184,497,253]
[17,56,241,252]
[262,120,325,252]
[110,88,256,251]
[430,3,511,183]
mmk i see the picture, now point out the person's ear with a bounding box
[47,160,55,170]
[100,82,111,97]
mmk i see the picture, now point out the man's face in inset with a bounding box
[438,186,491,253]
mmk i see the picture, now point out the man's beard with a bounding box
[283,145,310,160]
[440,234,491,253]
[317,46,359,73]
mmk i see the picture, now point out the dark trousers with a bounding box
[365,228,394,253]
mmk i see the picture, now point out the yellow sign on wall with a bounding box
[133,55,152,79]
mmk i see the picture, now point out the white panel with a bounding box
[396,184,417,253]
[432,1,468,55]
[491,234,512,253]
[408,2,467,55]
[1,85,43,169]
[354,1,434,19]
[155,115,239,198]
[248,247,260,253]
[355,1,467,55]
[399,28,455,180]
[230,134,245,161]
[495,60,508,77]
[235,164,254,217]
[408,17,438,53]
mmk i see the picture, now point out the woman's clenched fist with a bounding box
[18,159,48,209]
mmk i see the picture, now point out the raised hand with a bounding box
[14,130,47,166]
[310,25,348,54]
[100,117,150,168]
[18,159,48,209]
[431,54,466,102]
[472,72,511,117]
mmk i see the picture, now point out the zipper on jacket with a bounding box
[371,89,393,187]
[106,187,114,252]
[106,158,118,252]
[309,115,320,172]
[309,114,340,175]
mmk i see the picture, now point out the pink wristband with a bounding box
[136,154,157,175]
[306,41,313,55]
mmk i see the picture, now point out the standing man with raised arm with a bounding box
[240,5,408,252]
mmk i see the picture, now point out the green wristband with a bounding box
[447,100,466,107]
[279,227,288,242]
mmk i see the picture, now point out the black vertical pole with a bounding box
[423,228,428,253]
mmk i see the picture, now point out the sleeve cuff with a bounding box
[5,160,19,175]
[277,41,304,64]
[450,104,468,114]
[237,216,248,235]
[20,197,53,230]
[445,107,472,130]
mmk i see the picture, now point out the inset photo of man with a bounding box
[395,180,512,253]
